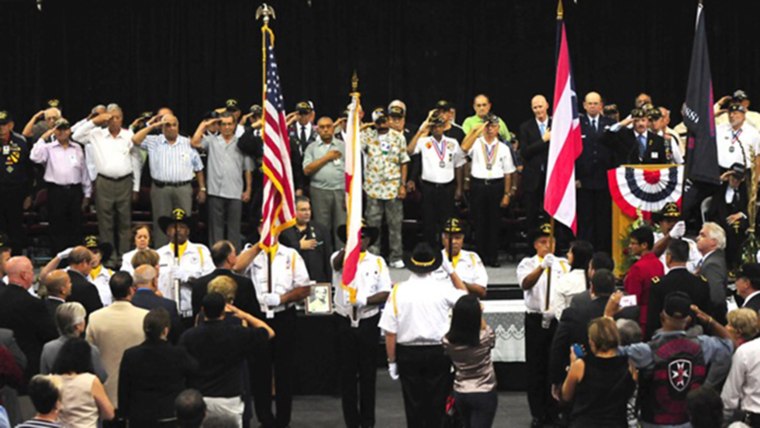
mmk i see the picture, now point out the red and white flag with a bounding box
[544,12,583,234]
[341,94,362,304]
[260,26,296,254]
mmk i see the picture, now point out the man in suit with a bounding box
[696,222,729,324]
[707,163,748,271]
[735,263,760,312]
[548,269,635,399]
[192,240,261,319]
[86,271,148,411]
[519,95,552,230]
[645,239,713,340]
[605,108,668,166]
[131,264,183,343]
[0,257,58,381]
[66,246,104,317]
[575,92,616,252]
[288,101,316,195]
[42,269,71,319]
[279,196,333,282]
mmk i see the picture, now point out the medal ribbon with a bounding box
[431,137,446,164]
[732,128,743,144]
[481,140,498,169]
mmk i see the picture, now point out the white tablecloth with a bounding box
[482,299,527,363]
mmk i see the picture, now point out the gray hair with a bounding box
[702,222,727,250]
[106,103,122,115]
[133,265,157,286]
[55,302,86,338]
[616,318,642,346]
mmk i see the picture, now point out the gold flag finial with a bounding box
[351,70,359,93]
[256,3,276,25]
[556,0,564,20]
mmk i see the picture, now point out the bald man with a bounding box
[519,95,552,229]
[130,264,183,343]
[575,92,616,252]
[133,114,206,246]
[43,269,72,318]
[0,257,58,381]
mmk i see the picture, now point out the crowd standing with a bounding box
[1,89,760,428]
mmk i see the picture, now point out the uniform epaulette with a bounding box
[651,276,661,284]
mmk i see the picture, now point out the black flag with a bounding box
[682,2,720,186]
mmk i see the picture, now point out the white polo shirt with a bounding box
[378,272,466,345]
[516,254,569,314]
[716,122,760,169]
[331,250,392,320]
[467,137,516,179]
[157,241,215,317]
[246,244,311,313]
[413,135,466,183]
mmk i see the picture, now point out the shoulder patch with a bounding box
[651,276,661,284]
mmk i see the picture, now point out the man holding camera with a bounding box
[362,108,410,269]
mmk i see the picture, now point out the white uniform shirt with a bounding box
[715,122,760,169]
[71,120,140,180]
[721,336,760,413]
[120,249,138,274]
[653,232,701,273]
[467,137,516,179]
[434,249,488,288]
[656,130,684,164]
[88,266,114,307]
[247,245,311,313]
[550,269,587,320]
[413,135,466,183]
[378,272,466,345]
[157,241,214,317]
[516,255,569,314]
[331,251,392,319]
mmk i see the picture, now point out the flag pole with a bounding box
[545,0,562,313]
[349,71,360,325]
[257,3,275,298]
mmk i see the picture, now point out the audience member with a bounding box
[560,317,635,428]
[52,338,115,427]
[550,240,594,319]
[40,302,107,382]
[119,307,198,427]
[696,222,729,323]
[623,226,663,334]
[443,294,498,428]
[726,308,759,348]
[735,263,760,312]
[121,224,152,273]
[131,265,184,343]
[15,375,63,428]
[176,388,206,428]
[85,272,148,410]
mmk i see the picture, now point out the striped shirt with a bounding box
[15,419,63,427]
[140,135,203,182]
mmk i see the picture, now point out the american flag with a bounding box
[260,27,296,254]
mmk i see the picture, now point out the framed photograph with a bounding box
[305,282,333,315]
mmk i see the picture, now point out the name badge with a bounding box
[2,146,8,155]
[69,153,78,166]
[651,152,659,159]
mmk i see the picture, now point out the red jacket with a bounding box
[624,252,664,334]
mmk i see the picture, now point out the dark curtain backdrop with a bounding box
[1,0,758,134]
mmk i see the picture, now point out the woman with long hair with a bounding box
[52,338,114,427]
[442,294,497,428]
[550,240,594,319]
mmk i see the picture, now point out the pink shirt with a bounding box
[30,138,92,197]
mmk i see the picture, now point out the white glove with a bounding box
[669,220,686,239]
[441,257,455,276]
[388,362,399,380]
[354,293,368,308]
[56,247,74,260]
[541,254,556,269]
[170,265,190,282]
[262,293,281,307]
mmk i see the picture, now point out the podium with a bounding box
[608,164,682,277]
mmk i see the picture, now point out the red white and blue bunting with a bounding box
[607,165,684,219]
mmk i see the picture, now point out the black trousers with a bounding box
[0,183,27,253]
[396,344,452,428]
[452,390,498,428]
[420,180,455,245]
[335,313,381,428]
[523,188,546,231]
[576,187,611,253]
[251,307,296,428]
[470,178,504,264]
[47,183,84,253]
[525,313,558,420]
